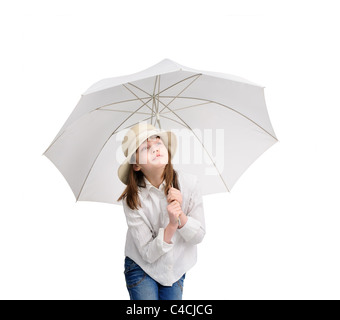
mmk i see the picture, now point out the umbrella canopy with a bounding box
[43,58,278,205]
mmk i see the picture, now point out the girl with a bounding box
[117,122,205,300]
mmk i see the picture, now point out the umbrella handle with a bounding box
[170,181,181,227]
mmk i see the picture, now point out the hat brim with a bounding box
[118,130,177,185]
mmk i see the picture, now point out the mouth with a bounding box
[153,155,163,161]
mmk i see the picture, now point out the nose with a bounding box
[151,143,160,154]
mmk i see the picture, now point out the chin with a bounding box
[153,159,168,166]
[153,162,167,167]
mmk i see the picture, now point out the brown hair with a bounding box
[117,147,180,211]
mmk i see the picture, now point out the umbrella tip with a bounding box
[161,58,179,66]
[160,58,184,71]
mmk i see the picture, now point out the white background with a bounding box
[1,0,340,300]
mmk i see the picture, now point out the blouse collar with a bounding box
[139,176,166,200]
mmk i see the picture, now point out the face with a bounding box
[133,135,169,172]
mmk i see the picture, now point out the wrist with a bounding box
[178,213,188,229]
[167,222,178,230]
[164,223,177,244]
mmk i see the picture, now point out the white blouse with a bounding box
[122,169,206,286]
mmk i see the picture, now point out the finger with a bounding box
[173,206,181,213]
[171,201,179,208]
[169,205,180,213]
[168,194,175,201]
[168,194,176,201]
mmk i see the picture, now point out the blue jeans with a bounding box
[124,256,185,300]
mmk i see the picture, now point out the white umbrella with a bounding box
[43,59,278,205]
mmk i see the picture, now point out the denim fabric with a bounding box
[124,256,185,300]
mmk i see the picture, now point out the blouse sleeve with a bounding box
[122,198,173,264]
[177,176,206,245]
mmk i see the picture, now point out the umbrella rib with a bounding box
[151,75,158,125]
[161,101,212,114]
[158,73,202,96]
[126,82,152,97]
[159,114,190,128]
[97,109,152,115]
[96,97,151,110]
[156,75,161,129]
[115,118,154,136]
[43,131,66,155]
[125,73,203,124]
[126,73,202,99]
[123,73,202,127]
[75,99,153,201]
[42,103,154,156]
[157,100,230,192]
[158,74,202,113]
[42,97,153,155]
[122,84,153,112]
[160,96,278,141]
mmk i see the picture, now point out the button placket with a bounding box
[167,247,174,280]
[160,196,169,227]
